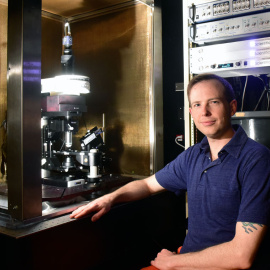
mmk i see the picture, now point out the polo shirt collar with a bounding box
[200,124,248,159]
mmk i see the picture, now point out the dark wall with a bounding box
[162,0,185,165]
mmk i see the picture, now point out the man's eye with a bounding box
[193,104,200,108]
[211,100,219,104]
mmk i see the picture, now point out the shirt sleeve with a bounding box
[155,150,189,196]
[237,156,270,226]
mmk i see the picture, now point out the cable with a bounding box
[266,91,269,111]
[175,138,185,149]
[241,76,248,112]
[253,76,267,111]
[59,139,65,151]
[254,87,267,111]
[267,75,270,111]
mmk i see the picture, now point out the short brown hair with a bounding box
[187,74,235,107]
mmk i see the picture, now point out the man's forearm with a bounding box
[110,179,153,204]
[165,222,266,270]
[110,174,163,205]
[167,241,251,270]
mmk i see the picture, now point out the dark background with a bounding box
[162,0,185,165]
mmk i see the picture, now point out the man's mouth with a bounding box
[200,120,216,126]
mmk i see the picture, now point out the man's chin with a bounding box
[197,128,221,140]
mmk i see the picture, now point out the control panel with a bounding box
[190,36,270,76]
[190,11,270,43]
[189,0,270,23]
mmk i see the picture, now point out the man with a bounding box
[70,74,270,269]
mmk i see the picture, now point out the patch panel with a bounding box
[189,0,270,23]
[190,11,270,43]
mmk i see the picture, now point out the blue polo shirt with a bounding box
[156,125,270,254]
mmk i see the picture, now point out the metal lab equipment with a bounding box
[41,94,105,187]
[40,23,105,187]
[0,0,163,225]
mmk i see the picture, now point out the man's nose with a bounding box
[201,104,210,116]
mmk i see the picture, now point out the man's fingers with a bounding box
[70,203,95,219]
[70,205,85,218]
[91,208,107,222]
[70,195,112,220]
[71,209,88,219]
[70,201,104,219]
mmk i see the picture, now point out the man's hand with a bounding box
[70,194,113,221]
[151,249,176,270]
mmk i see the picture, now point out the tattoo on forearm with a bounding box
[241,222,263,234]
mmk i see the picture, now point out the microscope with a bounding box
[41,23,105,187]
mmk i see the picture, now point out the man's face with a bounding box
[189,79,237,140]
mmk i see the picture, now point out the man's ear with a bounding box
[230,99,237,116]
[189,107,192,116]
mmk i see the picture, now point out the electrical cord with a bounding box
[254,86,267,111]
[59,139,65,151]
[175,137,185,149]
[267,92,270,111]
[253,76,268,111]
[241,76,248,111]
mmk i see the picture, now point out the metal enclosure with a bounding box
[0,0,163,222]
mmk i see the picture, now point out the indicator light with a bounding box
[249,50,255,57]
[250,60,256,66]
[250,40,256,47]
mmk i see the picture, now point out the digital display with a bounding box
[217,63,234,68]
